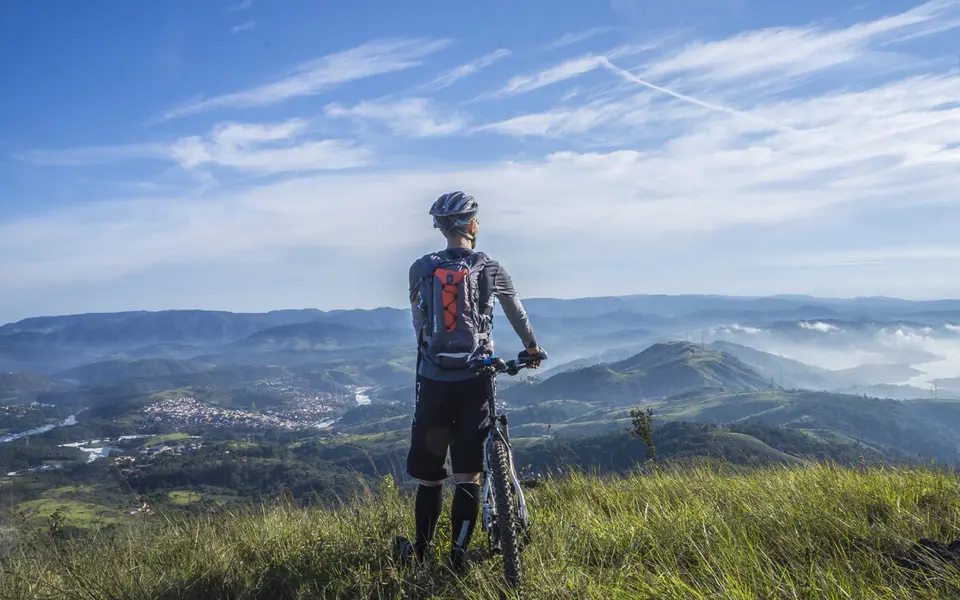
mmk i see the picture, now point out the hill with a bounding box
[505,341,769,406]
[0,308,411,373]
[229,321,408,352]
[57,358,215,386]
[0,309,318,345]
[0,372,62,403]
[706,340,837,388]
[5,463,960,598]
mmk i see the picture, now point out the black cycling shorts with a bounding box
[406,373,492,481]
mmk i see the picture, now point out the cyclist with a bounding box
[397,190,544,571]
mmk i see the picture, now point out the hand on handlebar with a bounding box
[518,346,548,368]
[469,348,547,375]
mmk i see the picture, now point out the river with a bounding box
[0,414,78,443]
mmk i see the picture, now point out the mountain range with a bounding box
[4,293,960,405]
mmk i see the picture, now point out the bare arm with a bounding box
[489,262,538,349]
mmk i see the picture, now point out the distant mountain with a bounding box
[0,372,62,403]
[0,308,412,373]
[58,358,215,386]
[0,309,314,345]
[505,341,770,406]
[228,322,408,352]
[829,383,936,400]
[650,389,960,462]
[0,307,408,352]
[502,384,960,463]
[5,294,960,380]
[105,343,206,360]
[706,341,835,388]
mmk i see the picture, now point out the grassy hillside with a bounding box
[5,464,960,599]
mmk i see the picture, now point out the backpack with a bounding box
[416,251,494,370]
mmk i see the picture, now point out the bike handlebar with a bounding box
[469,350,548,376]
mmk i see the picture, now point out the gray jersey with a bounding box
[409,248,538,382]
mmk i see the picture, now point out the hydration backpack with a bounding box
[416,251,494,370]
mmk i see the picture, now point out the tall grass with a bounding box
[4,462,960,599]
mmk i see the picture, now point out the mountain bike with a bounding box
[469,350,547,591]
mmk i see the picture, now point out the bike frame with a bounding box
[479,362,531,548]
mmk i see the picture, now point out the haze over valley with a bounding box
[4,292,960,539]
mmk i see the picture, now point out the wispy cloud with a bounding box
[231,20,256,34]
[643,0,960,86]
[546,27,618,50]
[7,2,960,317]
[600,58,795,133]
[157,37,451,120]
[18,119,372,174]
[227,0,253,11]
[487,55,606,97]
[421,49,511,91]
[325,98,467,137]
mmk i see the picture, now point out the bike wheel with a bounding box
[490,437,522,589]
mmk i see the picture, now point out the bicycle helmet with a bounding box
[429,191,479,234]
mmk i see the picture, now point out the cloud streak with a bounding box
[487,55,606,97]
[227,0,253,11]
[642,0,960,86]
[546,27,618,49]
[158,37,451,120]
[7,0,960,318]
[422,49,511,91]
[17,119,372,174]
[231,21,256,34]
[325,98,467,137]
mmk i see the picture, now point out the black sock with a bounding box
[414,483,443,560]
[450,482,480,554]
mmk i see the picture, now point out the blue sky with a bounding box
[1,0,959,321]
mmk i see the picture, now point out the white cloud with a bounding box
[7,3,960,317]
[488,55,606,97]
[478,99,632,137]
[227,0,253,11]
[642,0,960,86]
[325,98,467,137]
[547,27,618,50]
[158,37,451,120]
[422,49,511,91]
[231,21,256,34]
[18,119,371,174]
[799,321,839,333]
[169,119,371,173]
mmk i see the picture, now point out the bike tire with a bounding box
[490,436,523,589]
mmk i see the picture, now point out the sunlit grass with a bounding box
[4,462,960,599]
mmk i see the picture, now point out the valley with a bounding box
[3,293,960,540]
